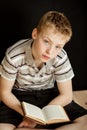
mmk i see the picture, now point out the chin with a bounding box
[42,59,50,63]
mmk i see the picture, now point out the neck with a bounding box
[35,60,44,69]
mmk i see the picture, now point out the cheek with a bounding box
[34,43,45,56]
[52,50,61,57]
[38,42,46,52]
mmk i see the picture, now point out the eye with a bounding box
[55,46,62,50]
[44,40,49,45]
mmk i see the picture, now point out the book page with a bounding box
[42,105,69,122]
[22,102,45,122]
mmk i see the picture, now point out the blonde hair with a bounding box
[37,11,72,41]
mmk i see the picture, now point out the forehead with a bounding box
[40,27,68,45]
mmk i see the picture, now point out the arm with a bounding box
[0,76,37,128]
[48,79,73,107]
[0,76,24,116]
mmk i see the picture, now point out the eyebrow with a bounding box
[44,36,64,47]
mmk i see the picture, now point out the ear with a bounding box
[32,28,38,39]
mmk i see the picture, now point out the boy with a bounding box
[0,11,87,130]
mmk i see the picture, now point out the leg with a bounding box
[0,123,16,130]
[55,115,87,130]
[14,128,50,130]
[0,123,51,130]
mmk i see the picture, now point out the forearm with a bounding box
[1,92,24,116]
[49,80,73,106]
[48,94,72,107]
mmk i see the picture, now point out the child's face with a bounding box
[32,28,68,63]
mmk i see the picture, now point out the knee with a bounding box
[74,115,87,127]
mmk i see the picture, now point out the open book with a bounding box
[21,101,70,125]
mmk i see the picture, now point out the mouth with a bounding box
[42,54,50,60]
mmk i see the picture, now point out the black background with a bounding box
[0,0,86,90]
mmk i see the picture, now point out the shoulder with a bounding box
[57,49,67,59]
[6,39,30,55]
[55,49,68,63]
[4,39,32,67]
[5,38,32,59]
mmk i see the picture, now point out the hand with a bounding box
[18,117,37,128]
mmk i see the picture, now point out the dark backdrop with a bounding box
[0,0,86,90]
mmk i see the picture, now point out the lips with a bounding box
[42,54,50,60]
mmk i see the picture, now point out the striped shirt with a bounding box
[0,39,74,90]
